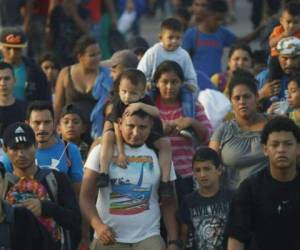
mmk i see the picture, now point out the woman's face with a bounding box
[228,49,252,73]
[79,43,101,68]
[156,71,182,104]
[230,84,257,119]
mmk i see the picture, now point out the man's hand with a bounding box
[259,80,280,99]
[17,199,42,217]
[96,223,116,246]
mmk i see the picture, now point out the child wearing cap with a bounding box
[268,1,300,81]
[178,147,234,249]
[138,17,198,138]
[57,104,89,163]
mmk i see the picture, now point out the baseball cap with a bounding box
[59,103,86,123]
[276,36,300,56]
[0,28,27,48]
[2,122,35,148]
[101,49,138,68]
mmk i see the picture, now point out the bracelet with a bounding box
[168,240,183,248]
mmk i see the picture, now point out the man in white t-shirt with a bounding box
[80,110,180,250]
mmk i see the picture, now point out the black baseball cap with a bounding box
[2,122,35,148]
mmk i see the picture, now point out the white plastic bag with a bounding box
[198,89,231,130]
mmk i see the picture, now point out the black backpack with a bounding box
[0,201,14,250]
[2,168,74,250]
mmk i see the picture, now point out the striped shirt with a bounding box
[156,97,213,178]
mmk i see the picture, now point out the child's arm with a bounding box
[113,122,127,167]
[124,102,160,117]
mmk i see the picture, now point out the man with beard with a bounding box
[26,100,83,195]
[257,36,300,112]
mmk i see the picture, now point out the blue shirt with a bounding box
[182,26,237,77]
[36,138,83,182]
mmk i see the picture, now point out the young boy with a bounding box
[57,103,89,162]
[178,147,234,250]
[138,17,198,138]
[268,1,300,80]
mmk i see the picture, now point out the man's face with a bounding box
[0,68,15,97]
[119,114,152,146]
[5,143,35,171]
[1,46,23,65]
[264,131,300,171]
[278,54,300,75]
[192,0,208,19]
[28,110,55,144]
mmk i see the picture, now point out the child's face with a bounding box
[205,12,225,32]
[228,49,252,72]
[156,71,182,104]
[41,60,59,84]
[288,80,300,109]
[119,78,145,105]
[58,113,84,142]
[280,10,300,33]
[160,29,182,51]
[193,160,221,189]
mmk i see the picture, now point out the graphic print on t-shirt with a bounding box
[109,155,154,215]
[191,202,229,250]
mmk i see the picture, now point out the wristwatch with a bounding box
[168,240,183,248]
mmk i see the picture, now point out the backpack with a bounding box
[0,201,14,250]
[2,168,73,250]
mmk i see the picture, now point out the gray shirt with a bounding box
[211,119,268,189]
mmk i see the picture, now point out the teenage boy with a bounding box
[57,103,89,162]
[227,116,300,250]
[178,147,234,250]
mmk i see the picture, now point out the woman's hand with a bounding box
[174,116,193,130]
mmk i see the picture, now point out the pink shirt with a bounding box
[156,97,212,178]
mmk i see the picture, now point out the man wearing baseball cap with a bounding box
[101,49,139,80]
[0,28,51,102]
[1,122,81,249]
[257,36,300,111]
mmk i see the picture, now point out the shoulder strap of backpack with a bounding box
[2,172,19,199]
[189,27,200,58]
[62,140,72,168]
[35,168,58,202]
[0,201,14,249]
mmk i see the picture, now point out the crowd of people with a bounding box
[1,0,300,250]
